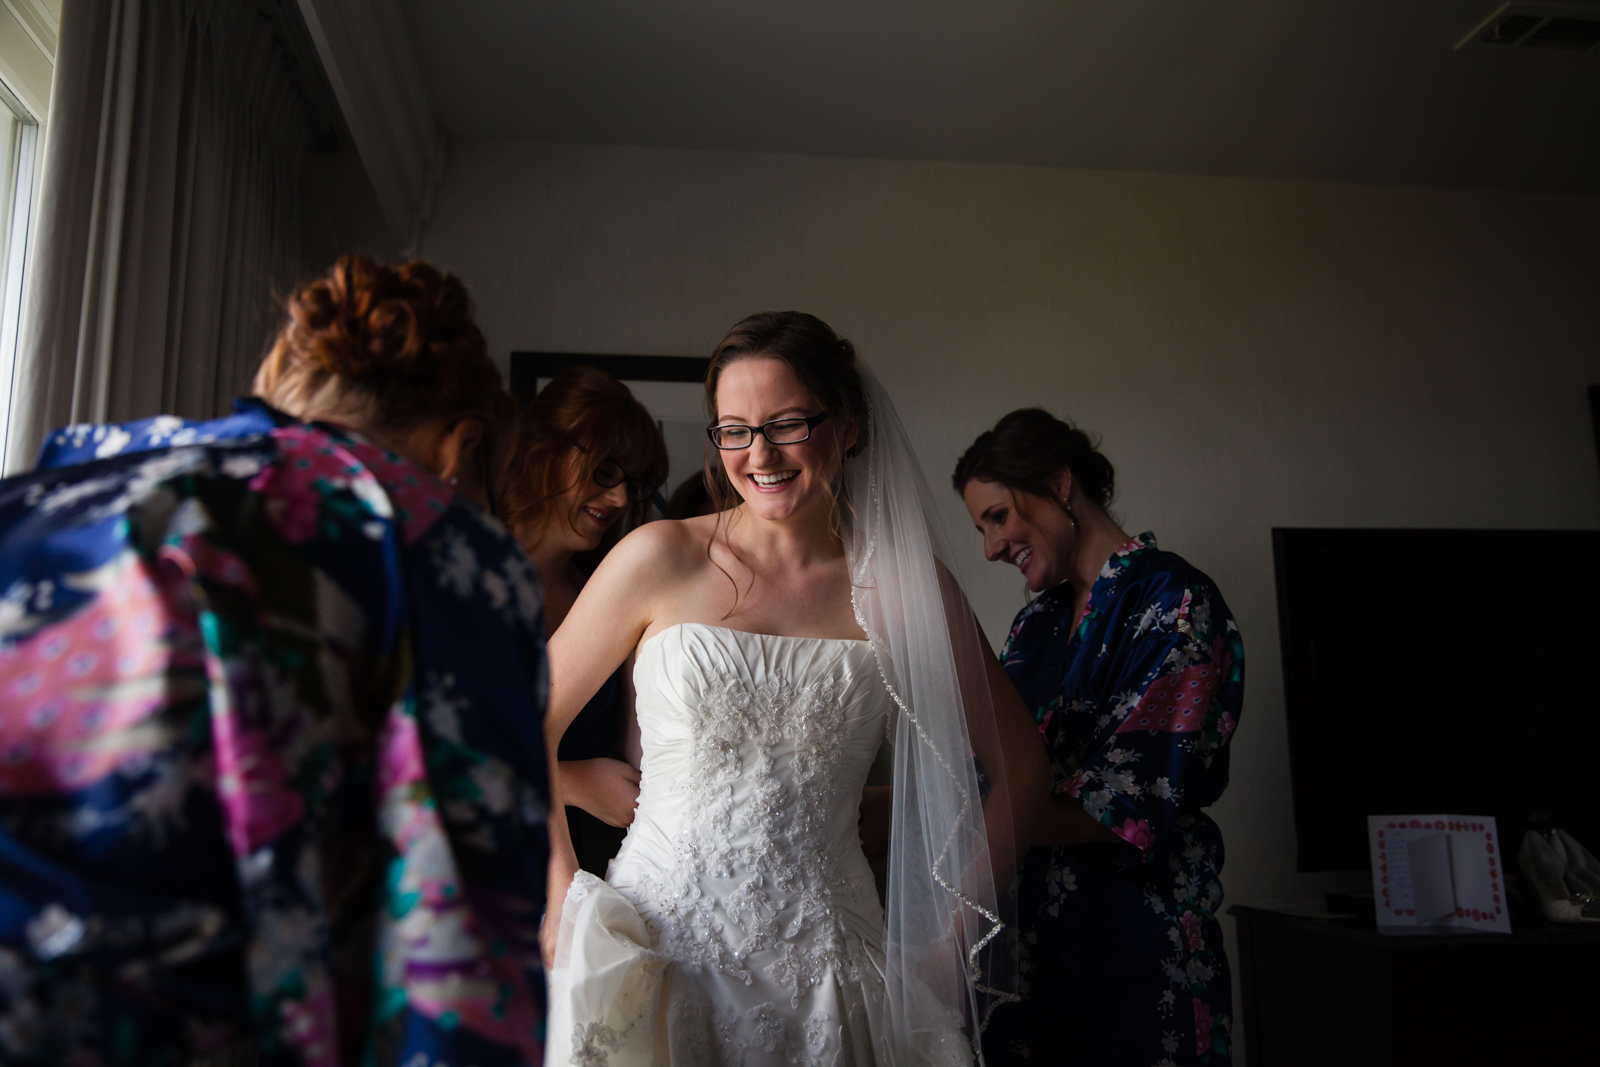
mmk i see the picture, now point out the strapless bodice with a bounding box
[547,622,895,1065]
[625,622,890,923]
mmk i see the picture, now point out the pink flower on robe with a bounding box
[213,723,305,855]
[1179,910,1204,951]
[251,428,369,545]
[340,443,454,544]
[1194,998,1213,1057]
[279,982,339,1067]
[254,425,454,547]
[275,494,325,544]
[378,707,427,794]
[1118,817,1155,853]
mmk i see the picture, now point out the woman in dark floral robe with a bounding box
[957,409,1244,1067]
[0,257,551,1066]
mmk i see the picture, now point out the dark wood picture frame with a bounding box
[1590,383,1600,484]
[509,352,711,400]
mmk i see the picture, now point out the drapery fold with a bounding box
[4,0,312,472]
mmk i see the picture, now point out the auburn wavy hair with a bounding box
[501,365,669,565]
[253,255,512,470]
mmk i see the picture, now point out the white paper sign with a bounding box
[1368,815,1511,934]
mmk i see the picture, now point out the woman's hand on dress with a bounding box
[561,758,641,828]
[858,785,892,861]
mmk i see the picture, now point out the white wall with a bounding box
[420,138,1600,1052]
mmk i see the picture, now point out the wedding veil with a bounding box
[845,365,1019,1065]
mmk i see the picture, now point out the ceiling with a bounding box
[399,0,1600,193]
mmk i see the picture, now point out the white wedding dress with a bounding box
[547,621,896,1066]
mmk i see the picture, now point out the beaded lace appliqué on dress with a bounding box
[636,665,874,1006]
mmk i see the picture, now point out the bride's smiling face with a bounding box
[713,357,853,525]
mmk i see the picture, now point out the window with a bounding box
[0,84,36,469]
[0,0,55,470]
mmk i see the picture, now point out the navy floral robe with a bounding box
[1,405,551,1066]
[983,532,1243,1067]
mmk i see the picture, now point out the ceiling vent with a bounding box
[1458,3,1600,51]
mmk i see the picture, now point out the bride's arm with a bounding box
[541,522,682,963]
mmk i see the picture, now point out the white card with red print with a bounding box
[1368,815,1511,934]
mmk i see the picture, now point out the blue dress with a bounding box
[0,406,551,1065]
[982,533,1244,1067]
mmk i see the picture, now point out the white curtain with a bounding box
[4,0,312,472]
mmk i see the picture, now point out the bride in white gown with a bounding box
[541,313,1049,1066]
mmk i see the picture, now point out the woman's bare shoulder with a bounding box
[603,515,718,582]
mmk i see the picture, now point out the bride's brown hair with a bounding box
[702,312,866,603]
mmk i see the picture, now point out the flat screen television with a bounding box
[1273,528,1600,871]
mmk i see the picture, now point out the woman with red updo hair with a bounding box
[500,365,667,876]
[253,254,514,509]
[1,256,552,1066]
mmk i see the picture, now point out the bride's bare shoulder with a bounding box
[600,514,722,584]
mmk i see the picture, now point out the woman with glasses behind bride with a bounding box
[543,312,1051,1066]
[501,367,668,877]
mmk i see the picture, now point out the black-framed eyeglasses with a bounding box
[592,459,656,504]
[706,412,829,451]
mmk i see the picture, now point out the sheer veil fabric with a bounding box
[846,365,1019,1064]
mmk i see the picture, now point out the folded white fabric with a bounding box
[1517,830,1600,924]
[1553,828,1600,899]
[546,872,669,1066]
